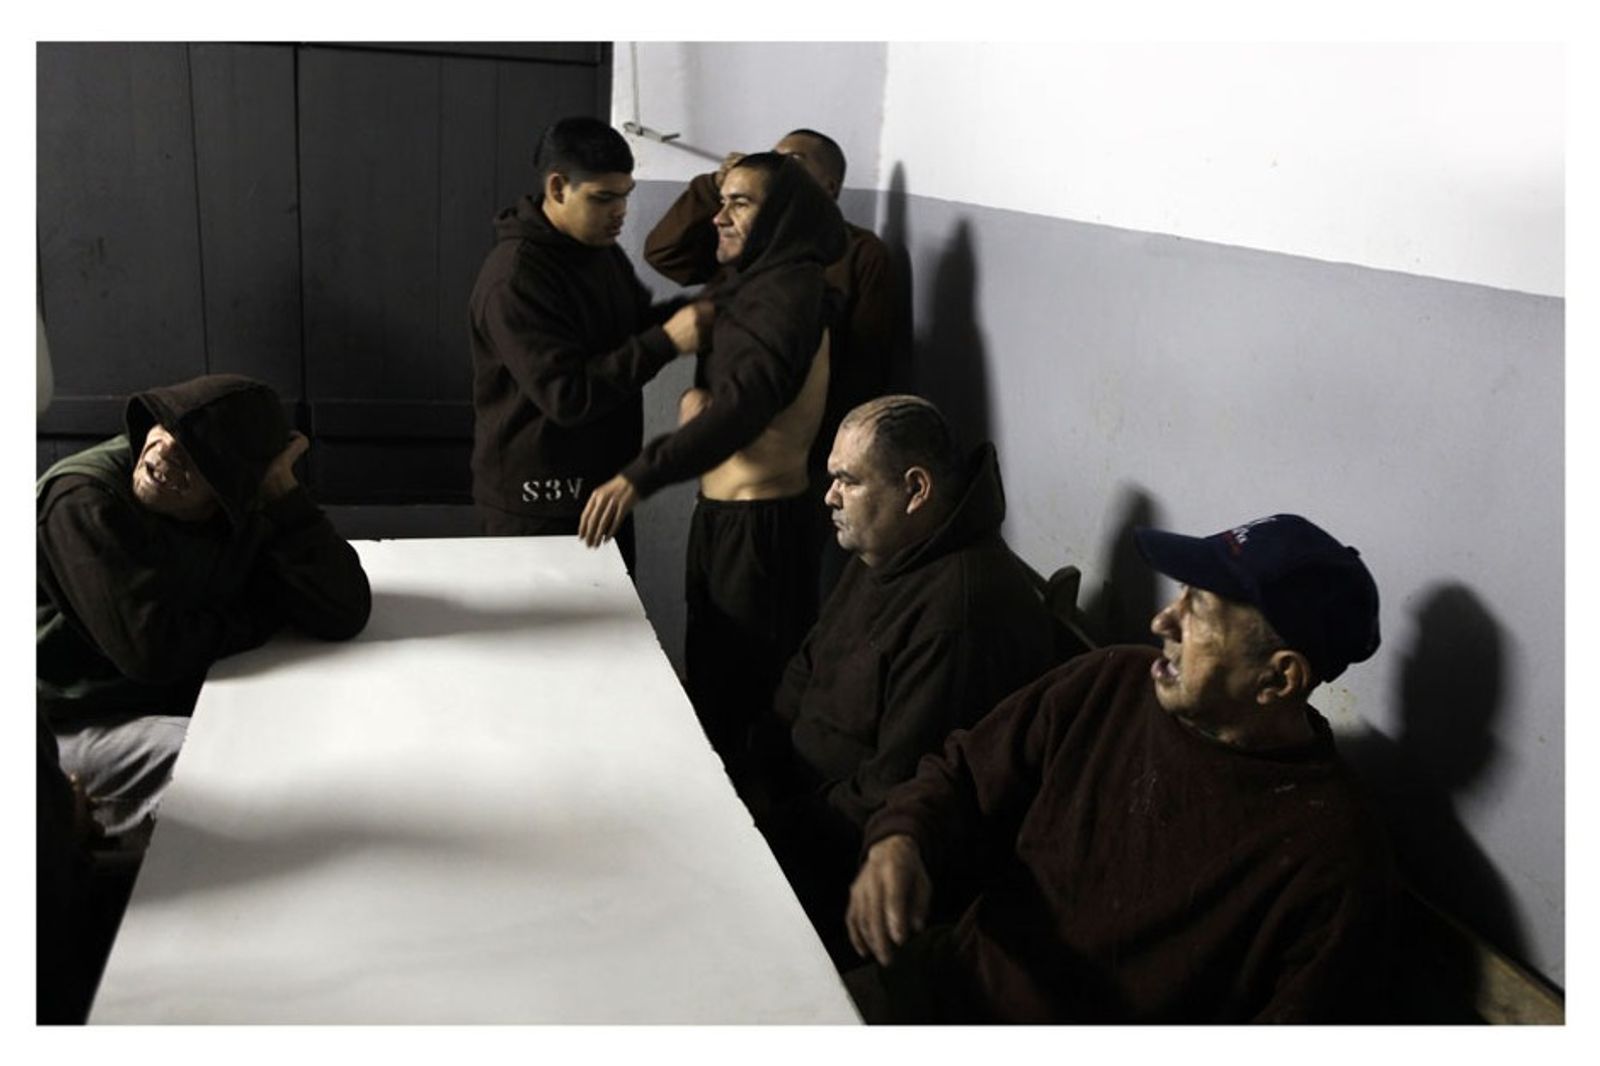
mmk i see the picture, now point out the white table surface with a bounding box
[89,537,859,1024]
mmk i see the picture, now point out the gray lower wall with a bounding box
[620,177,1565,988]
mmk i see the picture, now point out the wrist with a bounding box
[260,475,298,502]
[870,833,919,863]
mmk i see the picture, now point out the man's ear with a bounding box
[1258,649,1315,705]
[544,170,568,204]
[903,466,932,515]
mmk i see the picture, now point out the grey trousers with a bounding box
[52,714,189,837]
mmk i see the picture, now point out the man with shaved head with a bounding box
[737,394,1055,965]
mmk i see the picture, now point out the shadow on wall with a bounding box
[1339,583,1534,1008]
[1082,485,1164,647]
[880,162,916,395]
[879,162,992,450]
[915,218,993,451]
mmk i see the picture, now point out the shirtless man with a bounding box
[645,129,896,599]
[679,333,829,502]
[579,153,846,762]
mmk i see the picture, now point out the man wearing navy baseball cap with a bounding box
[842,513,1392,1023]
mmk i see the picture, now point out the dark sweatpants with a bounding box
[477,505,636,575]
[684,493,819,767]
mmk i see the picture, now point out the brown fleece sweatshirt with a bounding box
[620,158,848,498]
[644,171,895,469]
[469,195,681,518]
[864,645,1393,1023]
[37,375,371,722]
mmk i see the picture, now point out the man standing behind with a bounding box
[37,374,372,840]
[645,128,896,595]
[845,514,1392,1023]
[740,395,1056,964]
[579,153,845,766]
[469,116,709,568]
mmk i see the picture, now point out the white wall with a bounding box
[613,42,886,187]
[880,43,1563,297]
[874,42,1564,985]
[612,40,1567,987]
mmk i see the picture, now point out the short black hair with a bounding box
[846,395,961,488]
[533,116,634,184]
[784,128,847,187]
[728,150,788,184]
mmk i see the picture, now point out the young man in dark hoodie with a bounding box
[844,514,1392,1023]
[578,152,846,766]
[468,116,710,570]
[737,395,1057,966]
[37,374,373,840]
[644,128,897,599]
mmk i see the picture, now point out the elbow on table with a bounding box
[299,582,373,642]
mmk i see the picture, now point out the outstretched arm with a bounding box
[477,267,708,429]
[576,386,714,547]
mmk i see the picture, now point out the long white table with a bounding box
[89,537,859,1024]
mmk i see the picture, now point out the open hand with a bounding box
[260,431,310,502]
[845,834,932,967]
[714,151,746,189]
[664,300,714,355]
[577,474,639,548]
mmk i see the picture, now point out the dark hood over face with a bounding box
[731,155,848,279]
[125,374,290,526]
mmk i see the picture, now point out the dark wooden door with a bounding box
[37,41,611,503]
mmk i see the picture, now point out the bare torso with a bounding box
[683,332,831,501]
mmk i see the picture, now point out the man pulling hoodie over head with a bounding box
[37,373,372,838]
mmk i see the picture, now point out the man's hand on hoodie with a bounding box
[260,432,310,502]
[714,152,746,189]
[664,300,714,355]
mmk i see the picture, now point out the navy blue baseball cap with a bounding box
[1133,514,1381,682]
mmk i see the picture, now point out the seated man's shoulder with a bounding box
[1043,643,1155,686]
[1300,753,1391,857]
[38,470,130,525]
[1024,645,1164,720]
[950,536,1053,613]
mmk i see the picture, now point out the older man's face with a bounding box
[713,165,767,264]
[824,422,914,567]
[1148,585,1274,721]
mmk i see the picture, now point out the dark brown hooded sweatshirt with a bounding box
[37,375,372,723]
[863,645,1393,1023]
[750,444,1056,957]
[619,157,847,497]
[764,444,1056,835]
[469,196,681,518]
[643,170,895,474]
